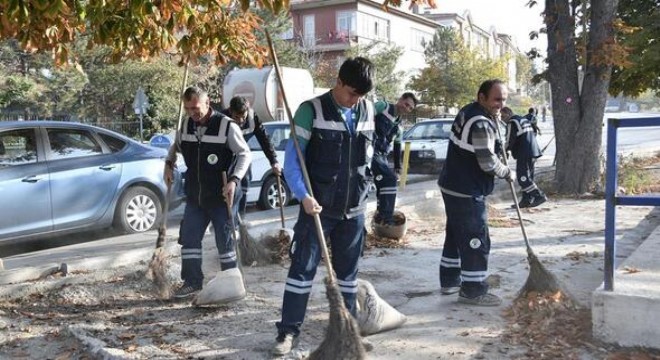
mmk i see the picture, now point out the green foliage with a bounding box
[409,28,508,108]
[610,0,660,97]
[346,42,405,100]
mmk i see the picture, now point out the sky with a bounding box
[425,0,547,54]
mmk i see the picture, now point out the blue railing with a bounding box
[604,116,660,291]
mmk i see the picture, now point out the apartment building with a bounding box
[287,0,438,86]
[420,9,520,92]
[287,1,521,93]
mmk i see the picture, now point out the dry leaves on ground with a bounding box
[365,231,407,249]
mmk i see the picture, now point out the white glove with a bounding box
[506,169,516,183]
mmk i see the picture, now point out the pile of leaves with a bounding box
[502,291,594,359]
[488,205,518,228]
[365,231,408,249]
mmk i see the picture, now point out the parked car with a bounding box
[0,121,184,243]
[401,118,453,174]
[245,122,293,210]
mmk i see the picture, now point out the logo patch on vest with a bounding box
[207,154,219,165]
[376,174,383,181]
[469,238,482,249]
[520,176,527,182]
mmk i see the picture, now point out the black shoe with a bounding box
[528,194,548,208]
[516,196,533,209]
[457,291,502,306]
[172,283,202,299]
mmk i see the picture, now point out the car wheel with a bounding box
[114,186,162,233]
[258,176,290,210]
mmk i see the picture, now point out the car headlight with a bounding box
[418,150,436,158]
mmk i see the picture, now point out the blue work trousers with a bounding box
[371,154,397,221]
[276,209,365,337]
[179,188,242,287]
[439,192,491,298]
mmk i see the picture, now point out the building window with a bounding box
[410,28,432,52]
[337,11,357,37]
[303,15,315,47]
[359,13,389,41]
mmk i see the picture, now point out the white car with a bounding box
[401,119,452,174]
[245,122,293,210]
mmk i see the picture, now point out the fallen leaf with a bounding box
[118,333,135,341]
[622,266,641,274]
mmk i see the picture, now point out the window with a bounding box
[303,15,315,47]
[410,28,432,52]
[359,13,389,41]
[47,129,103,160]
[281,19,294,40]
[247,125,290,152]
[99,133,127,153]
[337,11,357,37]
[0,129,38,167]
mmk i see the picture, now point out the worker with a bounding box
[272,57,376,355]
[164,86,251,299]
[372,92,418,225]
[502,106,547,208]
[223,96,281,218]
[437,79,514,307]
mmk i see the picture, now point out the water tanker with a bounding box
[222,66,315,122]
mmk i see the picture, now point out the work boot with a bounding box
[172,283,202,299]
[514,194,533,209]
[528,193,548,208]
[457,291,502,307]
[440,286,461,295]
[272,333,298,356]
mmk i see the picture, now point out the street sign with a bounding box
[149,134,172,149]
[133,87,149,115]
[133,87,150,142]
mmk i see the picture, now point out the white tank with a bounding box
[222,66,315,122]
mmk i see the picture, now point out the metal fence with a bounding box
[604,116,660,290]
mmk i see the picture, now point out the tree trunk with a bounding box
[546,0,619,194]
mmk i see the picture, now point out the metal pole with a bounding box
[139,111,144,142]
[604,118,619,291]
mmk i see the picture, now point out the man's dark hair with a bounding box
[501,107,514,117]
[229,96,249,114]
[528,107,535,114]
[338,57,374,95]
[401,92,419,106]
[477,79,505,99]
[182,86,207,101]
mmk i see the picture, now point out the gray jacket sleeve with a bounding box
[226,121,252,181]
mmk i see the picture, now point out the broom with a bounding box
[275,175,293,261]
[146,60,190,298]
[266,31,366,359]
[495,117,569,299]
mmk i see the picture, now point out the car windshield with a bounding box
[247,124,290,151]
[404,122,452,140]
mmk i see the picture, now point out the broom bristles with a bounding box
[517,252,575,302]
[237,223,273,266]
[147,246,172,299]
[309,277,366,360]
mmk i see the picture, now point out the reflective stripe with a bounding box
[441,256,461,268]
[522,184,538,192]
[439,186,472,198]
[356,99,375,132]
[337,279,358,287]
[182,254,203,259]
[339,285,359,294]
[285,285,312,294]
[310,98,346,132]
[461,270,488,282]
[382,103,397,122]
[449,132,474,152]
[337,279,358,294]
[310,97,374,133]
[182,248,202,254]
[180,116,231,144]
[295,125,312,140]
[286,278,314,287]
[219,251,237,260]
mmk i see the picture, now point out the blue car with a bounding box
[0,121,184,243]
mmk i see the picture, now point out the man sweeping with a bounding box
[222,96,281,218]
[372,92,418,226]
[437,79,514,306]
[501,107,547,208]
[164,86,251,299]
[273,57,377,355]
